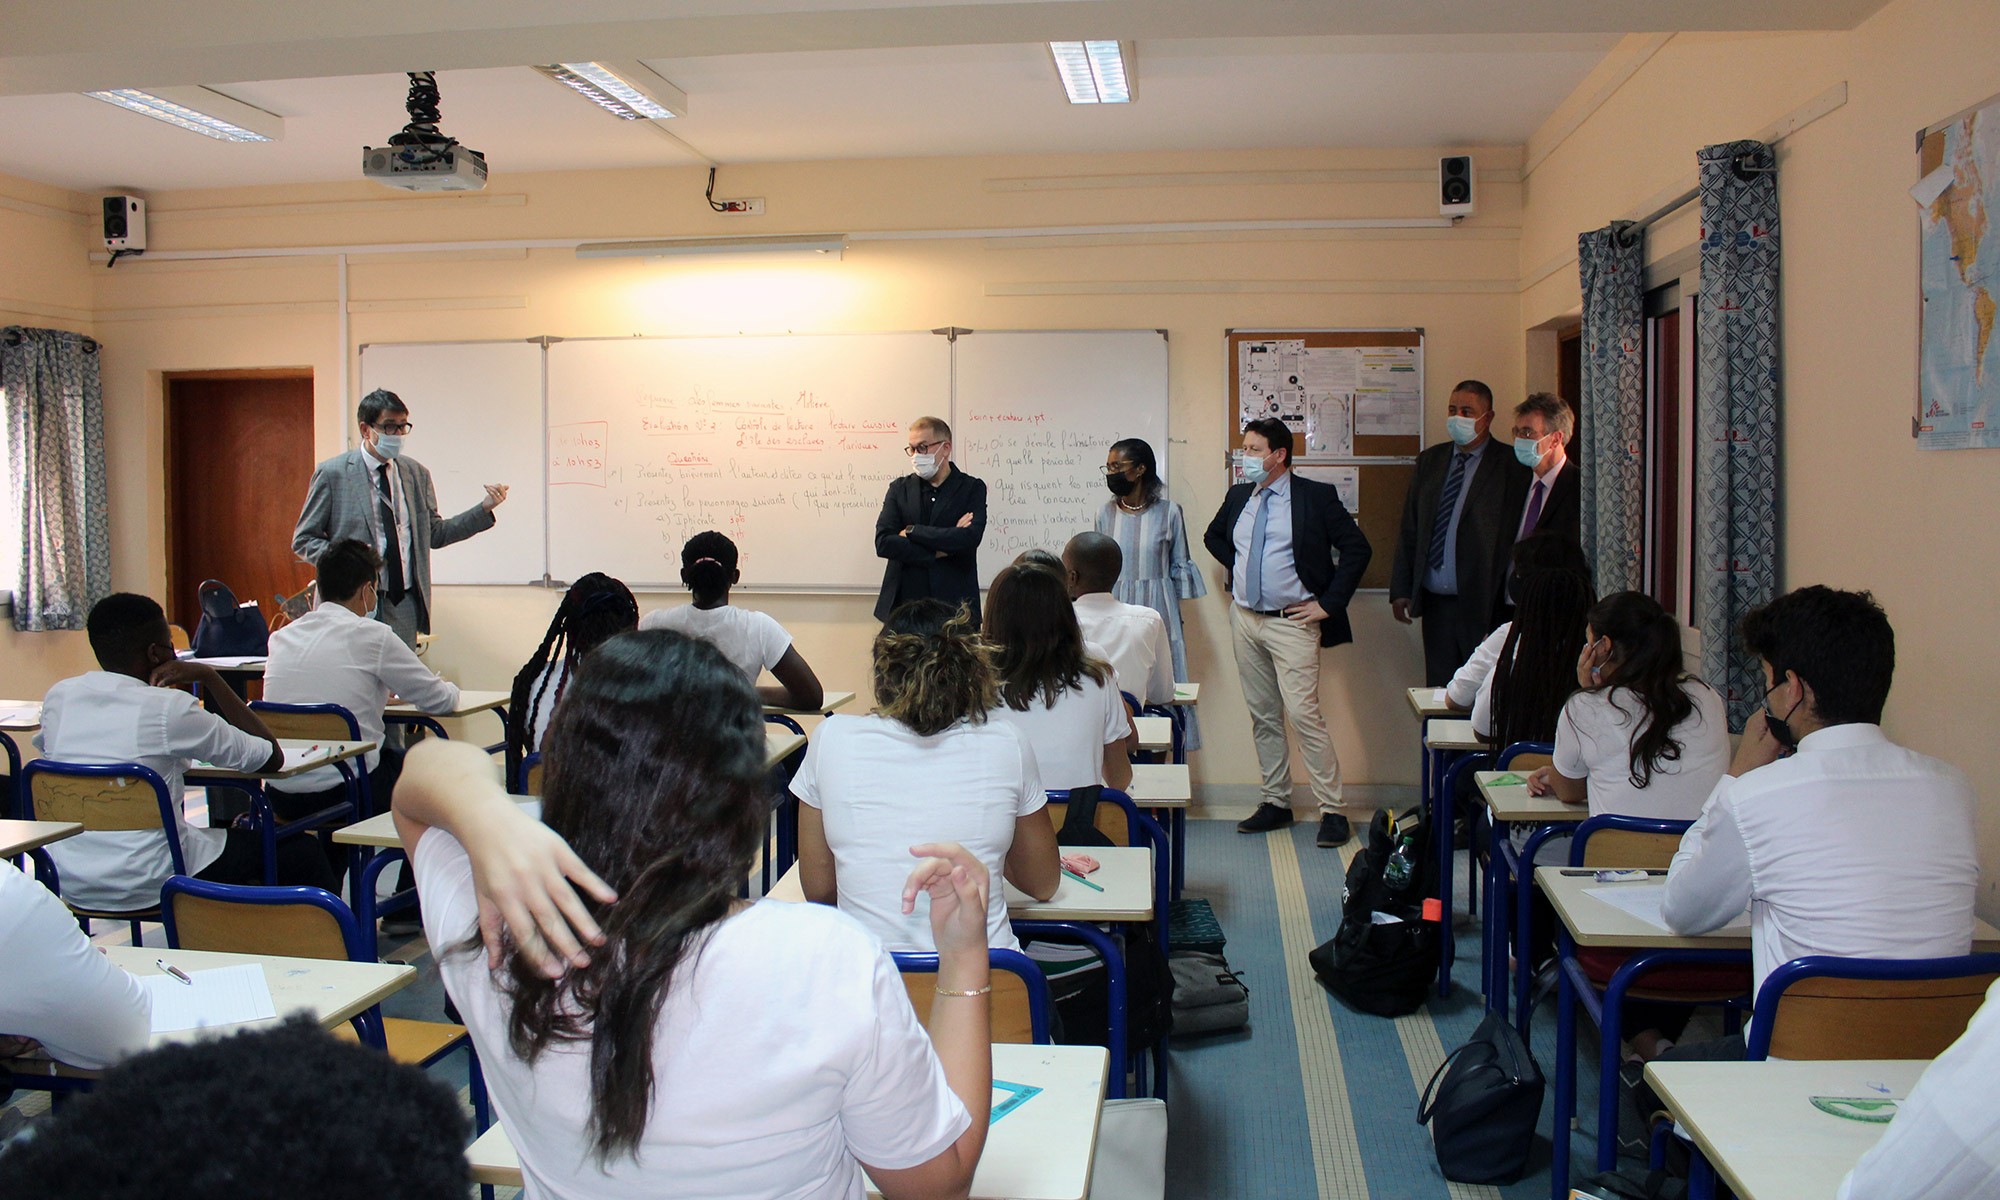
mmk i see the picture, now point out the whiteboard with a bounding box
[544,333,949,588]
[357,340,547,585]
[953,331,1169,585]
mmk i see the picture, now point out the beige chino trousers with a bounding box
[1229,603,1344,815]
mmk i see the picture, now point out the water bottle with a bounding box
[1383,834,1415,891]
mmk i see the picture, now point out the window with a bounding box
[1643,273,1698,625]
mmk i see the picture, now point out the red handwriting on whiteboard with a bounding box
[550,421,609,488]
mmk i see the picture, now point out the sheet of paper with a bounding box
[1583,884,1749,934]
[187,655,268,669]
[1911,163,1955,207]
[281,746,337,772]
[0,704,41,725]
[1354,390,1421,437]
[1301,346,1359,392]
[142,962,277,1033]
[1295,465,1359,515]
[1304,392,1355,455]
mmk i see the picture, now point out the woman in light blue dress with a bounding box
[1094,437,1206,750]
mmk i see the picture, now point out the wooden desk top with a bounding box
[1406,686,1454,719]
[1126,763,1191,807]
[106,946,416,1045]
[1644,1059,1924,1200]
[1166,683,1199,706]
[765,690,857,716]
[0,819,82,857]
[769,844,1155,923]
[0,701,42,733]
[1475,771,1589,825]
[1423,718,1487,752]
[465,1043,1109,1199]
[188,739,375,782]
[387,689,509,719]
[1133,716,1173,752]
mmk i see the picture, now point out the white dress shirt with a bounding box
[1661,723,1979,1000]
[37,671,275,912]
[366,451,413,582]
[1073,592,1175,706]
[0,860,151,1069]
[1839,978,2000,1200]
[263,600,461,791]
[1448,621,1511,714]
[1230,470,1311,610]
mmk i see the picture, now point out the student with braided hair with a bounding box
[639,530,824,710]
[792,599,1060,952]
[505,573,638,785]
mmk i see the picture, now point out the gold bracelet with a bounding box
[933,984,992,997]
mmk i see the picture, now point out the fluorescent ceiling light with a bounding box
[84,86,282,142]
[1049,41,1133,104]
[534,62,687,120]
[575,234,846,259]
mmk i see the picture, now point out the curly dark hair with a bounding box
[872,599,995,736]
[0,1016,469,1199]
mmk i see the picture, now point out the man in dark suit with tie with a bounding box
[1389,380,1528,685]
[1204,418,1372,847]
[873,416,988,625]
[1503,392,1582,547]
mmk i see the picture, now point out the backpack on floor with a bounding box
[1168,948,1249,1035]
[1308,806,1439,1017]
[1416,1009,1545,1184]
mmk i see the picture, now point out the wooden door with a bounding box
[165,372,317,634]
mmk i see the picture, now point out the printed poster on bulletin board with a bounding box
[1236,340,1420,447]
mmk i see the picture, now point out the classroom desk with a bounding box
[765,689,856,717]
[1471,770,1589,1026]
[1423,718,1490,997]
[187,738,375,782]
[1539,867,2000,1198]
[0,818,82,857]
[1134,716,1174,754]
[386,688,510,747]
[464,1042,1110,1199]
[1643,1059,1924,1200]
[0,701,42,818]
[1125,763,1190,806]
[1165,683,1199,705]
[1405,685,1454,719]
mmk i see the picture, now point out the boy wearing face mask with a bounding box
[872,416,988,625]
[1503,391,1581,546]
[1654,586,1977,1060]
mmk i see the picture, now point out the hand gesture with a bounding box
[955,512,974,529]
[902,842,990,957]
[148,659,218,692]
[482,483,510,511]
[1284,599,1331,624]
[1728,710,1788,778]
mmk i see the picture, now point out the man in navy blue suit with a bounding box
[1204,418,1371,847]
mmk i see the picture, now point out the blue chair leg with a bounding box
[1689,1149,1718,1200]
[1435,754,1457,997]
[1552,931,1577,1200]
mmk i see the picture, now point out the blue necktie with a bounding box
[1246,487,1273,609]
[1428,451,1471,572]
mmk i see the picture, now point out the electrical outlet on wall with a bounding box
[715,197,764,215]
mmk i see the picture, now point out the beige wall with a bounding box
[1517,0,2000,911]
[1,146,1531,788]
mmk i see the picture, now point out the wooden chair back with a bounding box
[1580,829,1680,869]
[165,890,352,962]
[899,970,1041,1044]
[168,624,192,651]
[1507,751,1554,773]
[31,771,169,833]
[1045,800,1129,847]
[1765,972,1998,1061]
[523,759,545,795]
[253,709,354,743]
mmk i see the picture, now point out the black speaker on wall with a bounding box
[1439,156,1474,218]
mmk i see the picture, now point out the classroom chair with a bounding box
[512,752,543,796]
[1468,740,1550,1017]
[23,760,182,944]
[168,623,192,651]
[1745,952,2000,1061]
[158,875,489,1133]
[892,947,1052,1044]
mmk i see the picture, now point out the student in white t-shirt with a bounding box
[639,530,823,710]
[394,631,995,1200]
[1062,531,1175,707]
[1526,591,1729,822]
[0,860,150,1070]
[503,573,637,786]
[792,598,1060,953]
[984,561,1135,793]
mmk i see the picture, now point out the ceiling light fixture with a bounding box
[575,234,846,260]
[1048,41,1133,105]
[533,62,687,121]
[83,86,282,142]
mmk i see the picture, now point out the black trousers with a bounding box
[1419,589,1486,686]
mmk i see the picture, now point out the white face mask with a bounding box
[1445,414,1480,446]
[911,452,939,480]
[372,433,404,460]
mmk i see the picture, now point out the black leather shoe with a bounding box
[1236,803,1295,833]
[1316,813,1352,847]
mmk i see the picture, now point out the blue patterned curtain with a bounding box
[1577,221,1646,595]
[1694,140,1781,731]
[3,328,110,631]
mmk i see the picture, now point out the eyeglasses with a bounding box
[374,421,414,435]
[1103,463,1137,476]
[903,439,946,456]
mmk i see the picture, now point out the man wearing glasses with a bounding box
[873,416,987,625]
[292,389,509,646]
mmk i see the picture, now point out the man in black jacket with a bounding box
[1204,418,1372,847]
[873,416,987,624]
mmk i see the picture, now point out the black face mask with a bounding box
[1105,473,1138,497]
[1762,683,1804,752]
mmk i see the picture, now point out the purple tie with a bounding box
[1520,480,1546,538]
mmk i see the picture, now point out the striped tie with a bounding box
[1427,451,1470,572]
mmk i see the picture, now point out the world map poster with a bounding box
[1917,97,2000,449]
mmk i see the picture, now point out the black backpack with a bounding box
[1309,806,1439,1017]
[1416,1009,1545,1184]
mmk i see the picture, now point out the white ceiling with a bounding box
[0,0,1893,194]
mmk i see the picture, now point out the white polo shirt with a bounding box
[1073,592,1175,706]
[639,603,792,685]
[1661,723,1978,999]
[0,860,150,1069]
[1552,681,1729,822]
[986,655,1132,793]
[263,600,461,792]
[37,671,275,912]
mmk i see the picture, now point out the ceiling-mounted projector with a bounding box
[363,71,487,192]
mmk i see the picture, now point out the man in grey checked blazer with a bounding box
[292,389,508,646]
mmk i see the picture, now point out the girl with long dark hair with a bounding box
[1094,436,1207,749]
[503,573,637,784]
[983,562,1135,794]
[1481,567,1595,749]
[394,630,995,1196]
[639,531,824,710]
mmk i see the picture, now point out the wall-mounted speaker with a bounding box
[1439,156,1474,218]
[102,194,146,252]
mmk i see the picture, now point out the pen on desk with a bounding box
[156,959,194,986]
[1061,868,1105,892]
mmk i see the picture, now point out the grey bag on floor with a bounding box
[1168,949,1248,1034]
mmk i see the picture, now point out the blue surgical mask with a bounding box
[1514,435,1544,469]
[1445,415,1480,446]
[1242,453,1269,484]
